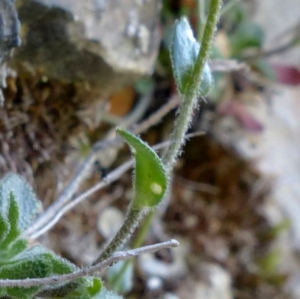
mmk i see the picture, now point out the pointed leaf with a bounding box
[1,193,21,248]
[26,246,102,298]
[170,17,213,96]
[88,278,103,296]
[38,277,102,299]
[0,174,41,232]
[0,213,10,244]
[0,194,28,262]
[230,21,265,57]
[0,239,28,262]
[0,251,53,298]
[37,280,80,298]
[117,128,168,209]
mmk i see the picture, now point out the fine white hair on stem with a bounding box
[0,240,179,288]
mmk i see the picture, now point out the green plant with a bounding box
[0,0,222,297]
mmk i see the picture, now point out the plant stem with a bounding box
[111,0,223,286]
[164,0,223,171]
[92,208,145,265]
[93,0,222,271]
[110,210,155,291]
[197,0,206,41]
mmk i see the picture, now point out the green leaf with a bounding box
[0,239,28,262]
[0,193,28,262]
[39,277,102,299]
[0,245,102,299]
[38,275,102,299]
[0,174,41,232]
[88,278,103,297]
[0,249,53,279]
[0,213,10,244]
[37,280,81,298]
[1,193,21,248]
[170,17,213,96]
[51,277,102,299]
[230,21,265,57]
[31,246,102,298]
[0,250,53,298]
[117,128,168,209]
[0,174,103,299]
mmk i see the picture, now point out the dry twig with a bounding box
[0,240,179,288]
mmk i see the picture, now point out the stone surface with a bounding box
[0,0,20,64]
[0,0,20,92]
[14,0,161,95]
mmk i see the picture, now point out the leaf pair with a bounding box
[0,174,103,299]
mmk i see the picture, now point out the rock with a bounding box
[14,0,161,95]
[0,0,21,102]
[0,0,20,65]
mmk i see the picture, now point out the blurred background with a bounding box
[1,0,300,298]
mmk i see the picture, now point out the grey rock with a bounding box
[0,0,20,65]
[15,0,161,94]
[0,0,21,103]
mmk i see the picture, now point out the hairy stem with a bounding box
[110,210,155,290]
[92,0,222,270]
[92,208,146,265]
[197,0,206,41]
[164,0,223,171]
[110,1,223,286]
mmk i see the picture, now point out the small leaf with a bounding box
[28,246,102,298]
[37,280,80,298]
[0,174,41,232]
[0,252,52,298]
[170,17,213,96]
[88,278,103,296]
[117,128,168,209]
[39,277,102,299]
[1,193,21,248]
[0,244,102,298]
[0,194,28,262]
[0,239,28,262]
[230,21,265,57]
[54,277,102,299]
[0,213,10,244]
[0,252,52,280]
